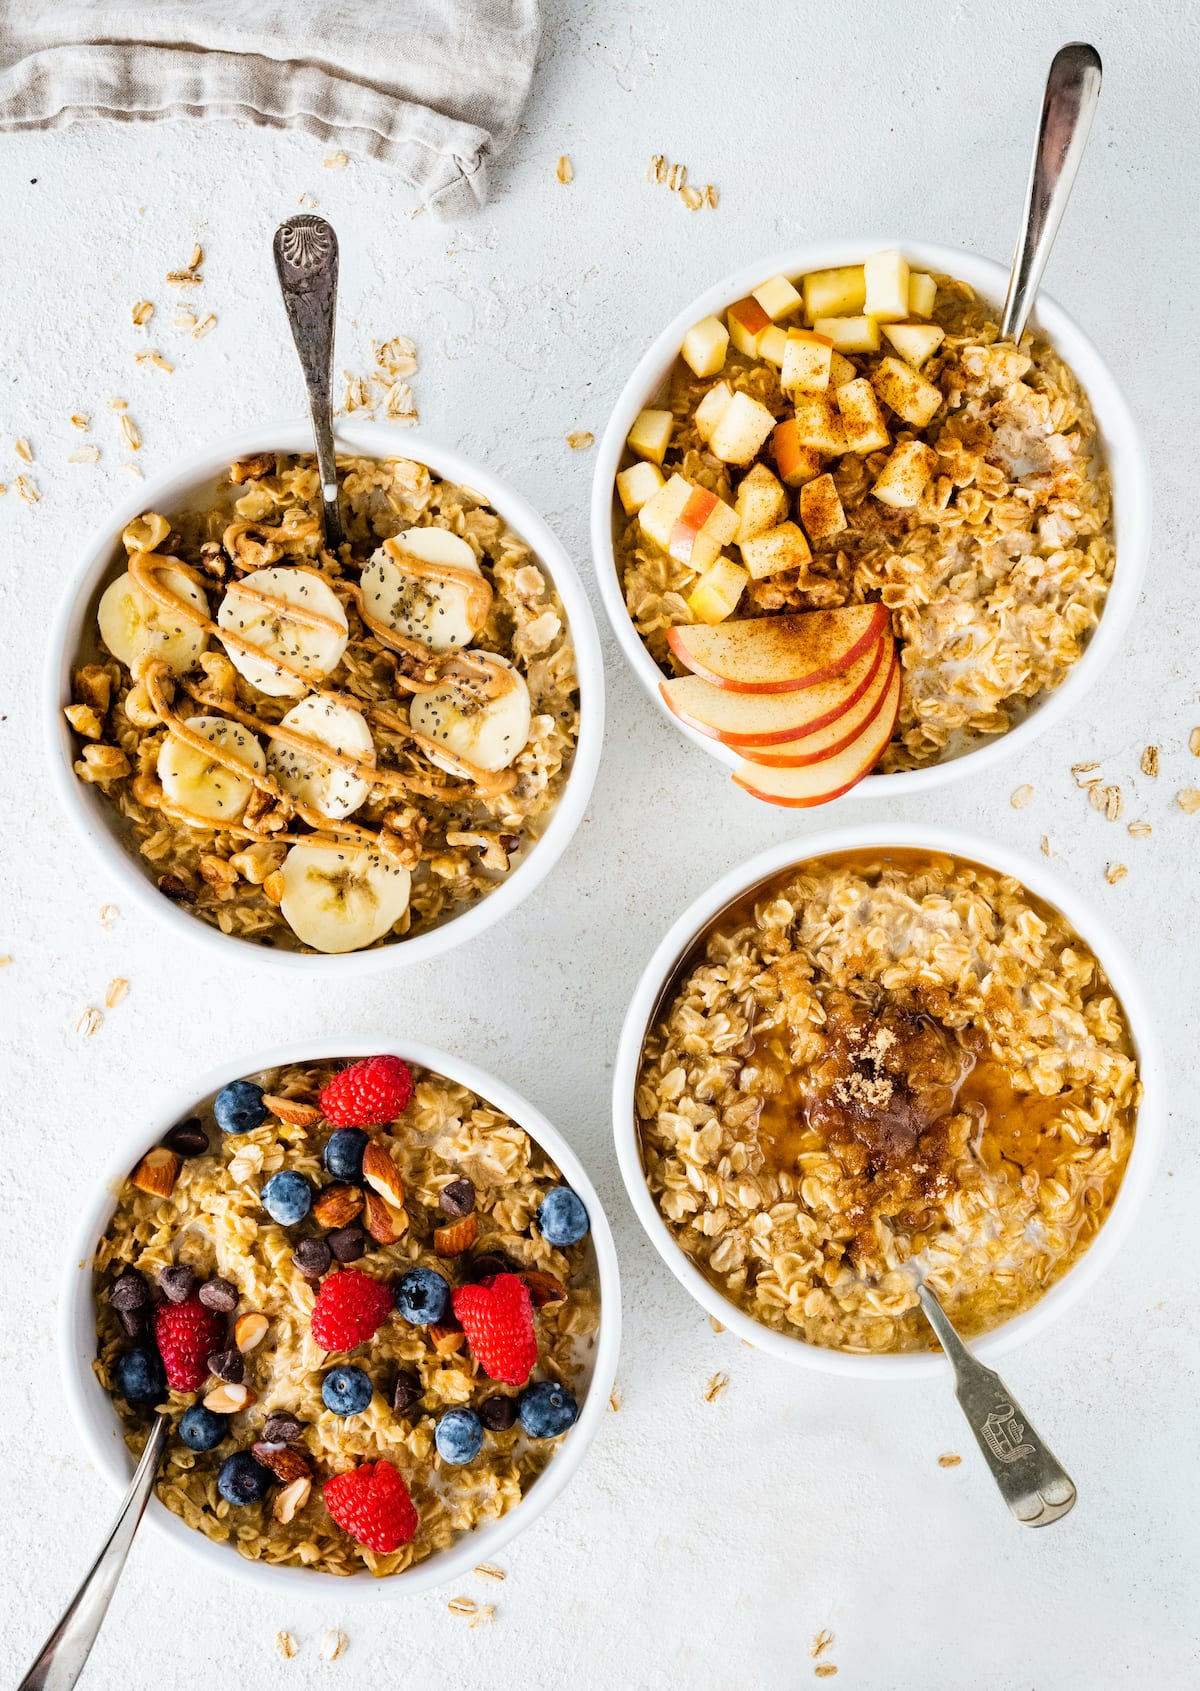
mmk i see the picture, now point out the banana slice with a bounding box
[278,842,411,954]
[268,696,375,821]
[359,528,487,652]
[157,715,266,825]
[97,565,209,673]
[409,651,532,774]
[217,566,348,698]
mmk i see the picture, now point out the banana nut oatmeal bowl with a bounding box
[626,837,1151,1364]
[83,1049,611,1585]
[54,428,599,960]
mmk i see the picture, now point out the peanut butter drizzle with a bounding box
[381,535,494,628]
[221,575,347,634]
[369,700,519,798]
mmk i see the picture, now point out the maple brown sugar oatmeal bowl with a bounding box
[62,1041,619,1596]
[47,422,603,969]
[614,825,1162,1378]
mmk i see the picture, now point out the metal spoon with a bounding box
[1001,42,1102,343]
[273,214,344,549]
[18,1414,171,1689]
[917,1284,1076,1526]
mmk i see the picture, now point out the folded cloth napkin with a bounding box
[0,0,539,214]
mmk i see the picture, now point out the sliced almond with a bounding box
[203,1381,256,1414]
[430,1323,466,1356]
[312,1183,363,1227]
[363,1189,407,1245]
[362,1141,405,1207]
[262,1094,321,1128]
[523,1269,568,1308]
[234,1311,269,1352]
[130,1147,180,1198]
[434,1213,478,1257]
[252,1441,311,1482]
[273,1475,312,1524]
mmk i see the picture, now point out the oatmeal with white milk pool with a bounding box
[634,851,1138,1353]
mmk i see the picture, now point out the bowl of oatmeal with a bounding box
[591,241,1149,806]
[61,1039,619,1596]
[614,825,1161,1376]
[47,421,603,969]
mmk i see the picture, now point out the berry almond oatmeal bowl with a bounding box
[613,825,1162,1378]
[591,240,1149,807]
[47,422,603,970]
[61,1040,619,1596]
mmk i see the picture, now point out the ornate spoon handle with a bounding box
[18,1415,171,1689]
[917,1285,1077,1527]
[273,214,344,549]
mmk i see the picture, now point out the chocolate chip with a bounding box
[165,1118,209,1158]
[198,1277,238,1313]
[115,1306,145,1339]
[291,1237,332,1277]
[207,1349,244,1384]
[392,1371,423,1415]
[465,1251,515,1282]
[438,1178,476,1218]
[499,834,521,854]
[157,874,195,903]
[159,1264,196,1304]
[328,1226,365,1263]
[262,1412,304,1445]
[479,1395,517,1431]
[108,1267,149,1311]
[159,530,184,556]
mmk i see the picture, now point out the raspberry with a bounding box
[311,1267,393,1353]
[324,1459,418,1553]
[451,1273,538,1387]
[153,1294,227,1392]
[319,1055,414,1128]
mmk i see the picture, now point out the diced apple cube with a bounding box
[638,473,693,552]
[708,389,777,465]
[739,520,812,581]
[798,473,847,543]
[734,462,788,544]
[872,441,936,508]
[681,314,730,378]
[758,324,788,367]
[668,484,739,570]
[694,380,734,445]
[616,460,665,515]
[771,419,822,487]
[727,296,772,358]
[802,265,866,323]
[830,351,857,386]
[780,329,833,395]
[864,250,910,322]
[881,322,945,368]
[627,408,674,464]
[789,394,847,455]
[908,272,937,318]
[687,557,750,624]
[835,378,890,455]
[813,316,881,355]
[752,274,804,322]
[871,356,943,428]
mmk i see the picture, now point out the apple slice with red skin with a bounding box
[660,630,885,746]
[667,603,887,694]
[732,660,901,806]
[747,641,896,766]
[668,487,719,566]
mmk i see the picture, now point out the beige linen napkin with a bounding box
[0,0,539,214]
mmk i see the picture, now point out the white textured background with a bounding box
[3,2,1199,1686]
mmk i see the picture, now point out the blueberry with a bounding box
[435,1408,483,1465]
[217,1450,272,1505]
[322,1365,373,1416]
[178,1405,227,1451]
[214,1079,267,1135]
[322,1128,369,1180]
[394,1267,451,1326]
[261,1170,312,1226]
[113,1346,165,1404]
[517,1380,578,1439]
[536,1187,590,1247]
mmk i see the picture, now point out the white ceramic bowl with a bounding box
[46,421,605,973]
[591,239,1151,801]
[613,823,1162,1379]
[61,1036,621,1599]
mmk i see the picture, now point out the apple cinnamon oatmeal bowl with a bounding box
[614,825,1161,1377]
[48,423,603,969]
[61,1040,620,1597]
[592,241,1149,808]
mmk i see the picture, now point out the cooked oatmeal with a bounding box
[95,1058,600,1577]
[635,852,1138,1352]
[616,269,1114,771]
[67,453,578,952]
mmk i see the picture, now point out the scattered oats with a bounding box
[276,1631,298,1659]
[647,153,665,182]
[1040,835,1053,857]
[298,192,318,209]
[1071,761,1101,787]
[667,160,686,191]
[319,1629,348,1661]
[474,1563,506,1583]
[447,1596,477,1617]
[811,1631,835,1659]
[566,430,594,450]
[1190,728,1200,757]
[1010,783,1034,809]
[814,1668,838,1681]
[15,474,39,503]
[324,151,349,170]
[608,1385,621,1412]
[131,300,154,326]
[704,183,719,208]
[1105,863,1128,885]
[1141,745,1160,777]
[1177,789,1200,814]
[15,436,33,462]
[70,413,90,430]
[556,154,573,184]
[136,350,174,372]
[124,462,144,479]
[374,335,418,376]
[1128,820,1152,838]
[174,310,198,331]
[342,375,372,413]
[382,380,417,420]
[680,184,704,210]
[1088,782,1107,813]
[166,271,201,285]
[703,1371,729,1403]
[1102,785,1123,822]
[119,415,142,451]
[104,976,129,1008]
[108,397,127,411]
[76,1006,103,1037]
[709,1314,725,1333]
[100,904,119,927]
[68,445,101,464]
[193,313,218,340]
[188,242,203,269]
[0,955,11,967]
[469,1605,495,1629]
[937,1453,962,1469]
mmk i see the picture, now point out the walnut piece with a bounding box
[75,744,131,783]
